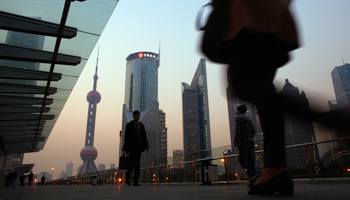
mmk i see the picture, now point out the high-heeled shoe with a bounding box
[247,170,293,196]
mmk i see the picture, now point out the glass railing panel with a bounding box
[182,163,195,183]
[170,165,180,183]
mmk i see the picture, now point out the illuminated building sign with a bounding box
[126,52,159,61]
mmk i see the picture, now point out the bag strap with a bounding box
[196,2,213,31]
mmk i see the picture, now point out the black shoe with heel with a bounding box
[248,170,293,196]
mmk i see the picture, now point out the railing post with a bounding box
[150,168,153,184]
[158,167,161,184]
[168,165,171,184]
[305,145,314,180]
[224,158,229,183]
[143,169,145,184]
[179,164,182,184]
[192,162,195,183]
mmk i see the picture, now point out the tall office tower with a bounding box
[78,53,100,175]
[329,63,350,162]
[280,79,319,168]
[181,82,201,161]
[98,164,105,171]
[110,164,115,169]
[181,58,212,161]
[158,110,168,165]
[120,51,167,165]
[331,63,350,110]
[66,161,74,177]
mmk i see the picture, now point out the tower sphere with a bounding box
[80,146,98,161]
[87,91,101,103]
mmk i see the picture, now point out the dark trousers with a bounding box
[126,151,142,184]
[238,140,257,177]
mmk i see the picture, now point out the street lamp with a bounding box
[51,168,55,180]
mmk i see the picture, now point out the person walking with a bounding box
[28,171,34,186]
[41,175,45,186]
[5,171,12,187]
[19,172,25,186]
[122,110,149,186]
[200,0,298,196]
[10,170,17,187]
[234,105,257,178]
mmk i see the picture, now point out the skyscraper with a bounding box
[181,83,201,161]
[78,52,100,175]
[98,164,105,171]
[66,161,74,177]
[280,79,319,168]
[331,63,350,110]
[120,51,167,165]
[181,58,212,161]
[110,164,115,169]
[328,64,350,163]
[158,110,168,165]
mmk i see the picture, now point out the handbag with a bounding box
[118,152,130,170]
[197,0,299,65]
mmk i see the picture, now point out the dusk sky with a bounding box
[23,0,350,178]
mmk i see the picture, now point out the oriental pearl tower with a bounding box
[78,51,101,175]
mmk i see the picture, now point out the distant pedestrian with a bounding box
[5,171,12,187]
[11,170,17,187]
[234,105,257,178]
[19,173,25,186]
[28,171,34,186]
[41,175,45,186]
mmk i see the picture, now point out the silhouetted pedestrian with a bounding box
[5,171,12,187]
[10,170,17,187]
[28,171,34,186]
[19,172,25,186]
[41,175,45,186]
[122,110,149,186]
[234,105,257,178]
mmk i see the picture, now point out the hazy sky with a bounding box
[23,0,350,178]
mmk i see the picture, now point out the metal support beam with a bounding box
[0,11,77,38]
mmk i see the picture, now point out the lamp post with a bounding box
[51,168,55,180]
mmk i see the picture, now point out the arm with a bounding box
[122,123,131,152]
[234,117,242,146]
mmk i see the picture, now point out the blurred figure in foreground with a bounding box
[200,0,350,196]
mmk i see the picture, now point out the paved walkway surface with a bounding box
[1,179,349,200]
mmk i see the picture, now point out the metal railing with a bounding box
[48,136,350,185]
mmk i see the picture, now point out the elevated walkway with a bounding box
[1,178,349,200]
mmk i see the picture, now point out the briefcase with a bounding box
[118,152,130,170]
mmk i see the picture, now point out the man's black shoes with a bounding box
[133,183,141,186]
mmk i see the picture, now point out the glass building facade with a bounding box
[331,63,350,110]
[280,79,319,168]
[181,82,201,161]
[120,51,167,165]
[190,59,212,156]
[124,52,159,112]
[181,59,212,161]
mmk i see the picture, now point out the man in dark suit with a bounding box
[122,110,149,186]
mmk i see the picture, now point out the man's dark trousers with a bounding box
[238,140,257,177]
[126,150,142,184]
